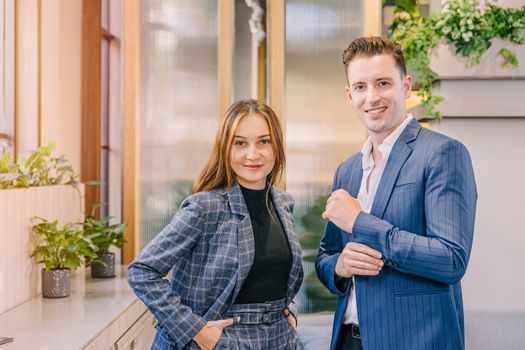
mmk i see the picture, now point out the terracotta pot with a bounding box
[91,252,115,278]
[42,268,71,298]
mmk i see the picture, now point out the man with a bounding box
[315,36,477,350]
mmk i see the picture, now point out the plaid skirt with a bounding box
[152,299,297,350]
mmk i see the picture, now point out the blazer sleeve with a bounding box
[352,139,478,284]
[315,164,352,297]
[127,194,208,349]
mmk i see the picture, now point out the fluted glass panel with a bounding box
[285,0,367,313]
[233,0,254,101]
[139,1,219,248]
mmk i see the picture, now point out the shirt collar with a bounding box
[360,114,414,170]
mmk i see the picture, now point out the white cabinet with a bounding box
[0,267,156,350]
[115,311,156,350]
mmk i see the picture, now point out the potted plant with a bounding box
[30,218,98,298]
[1,143,84,312]
[83,204,127,278]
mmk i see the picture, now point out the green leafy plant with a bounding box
[0,142,78,189]
[18,142,78,187]
[0,152,23,189]
[83,204,127,258]
[390,0,525,119]
[30,218,98,271]
[298,191,337,312]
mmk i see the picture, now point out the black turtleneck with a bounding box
[234,184,293,304]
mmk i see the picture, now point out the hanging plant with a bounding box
[389,0,525,119]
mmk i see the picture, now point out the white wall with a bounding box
[41,0,82,174]
[15,0,82,173]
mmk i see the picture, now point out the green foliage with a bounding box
[300,194,330,253]
[298,192,338,312]
[0,152,23,189]
[392,0,420,17]
[30,218,98,271]
[500,48,519,68]
[0,142,78,189]
[83,203,127,257]
[304,270,337,313]
[390,0,525,119]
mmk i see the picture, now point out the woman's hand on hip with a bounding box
[283,308,297,329]
[193,318,234,350]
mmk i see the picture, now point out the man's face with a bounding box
[346,54,411,140]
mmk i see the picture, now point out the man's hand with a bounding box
[335,242,383,279]
[322,189,362,233]
[193,318,234,350]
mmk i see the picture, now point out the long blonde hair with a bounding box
[193,99,285,193]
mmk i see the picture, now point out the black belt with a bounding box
[230,309,284,325]
[342,323,361,340]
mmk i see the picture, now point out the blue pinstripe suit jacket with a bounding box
[127,183,303,350]
[316,118,477,350]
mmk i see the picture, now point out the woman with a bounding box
[127,99,303,350]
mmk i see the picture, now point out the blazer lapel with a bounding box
[370,118,421,219]
[348,156,363,198]
[227,183,255,302]
[271,187,303,299]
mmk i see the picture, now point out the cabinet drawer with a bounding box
[115,311,156,350]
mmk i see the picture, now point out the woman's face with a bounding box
[230,113,275,190]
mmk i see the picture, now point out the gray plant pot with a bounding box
[91,252,116,278]
[42,268,71,298]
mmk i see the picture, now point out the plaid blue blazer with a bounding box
[128,183,303,349]
[316,118,477,350]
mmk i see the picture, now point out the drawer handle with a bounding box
[130,339,137,350]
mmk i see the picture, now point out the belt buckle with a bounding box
[261,311,272,324]
[351,324,361,340]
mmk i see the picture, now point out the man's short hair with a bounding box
[343,36,407,82]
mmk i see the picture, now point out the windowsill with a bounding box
[0,266,142,350]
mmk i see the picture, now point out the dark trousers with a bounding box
[336,324,363,350]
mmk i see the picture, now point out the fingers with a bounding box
[221,318,234,327]
[336,243,384,278]
[207,318,234,328]
[345,242,382,259]
[286,314,297,328]
[331,189,350,197]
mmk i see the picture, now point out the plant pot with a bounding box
[41,268,71,298]
[91,252,116,278]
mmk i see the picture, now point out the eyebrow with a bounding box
[234,134,271,139]
[351,82,366,88]
[351,77,393,87]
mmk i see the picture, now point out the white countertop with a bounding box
[0,266,140,350]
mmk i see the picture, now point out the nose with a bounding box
[366,86,380,103]
[246,145,260,161]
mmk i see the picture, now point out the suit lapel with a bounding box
[227,183,255,302]
[348,156,363,198]
[271,187,302,299]
[370,118,421,219]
